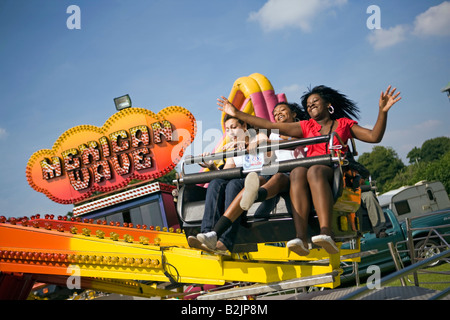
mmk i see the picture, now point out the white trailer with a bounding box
[378,181,450,221]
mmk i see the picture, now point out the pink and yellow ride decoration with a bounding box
[215,73,286,153]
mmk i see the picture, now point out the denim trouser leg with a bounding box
[219,178,245,250]
[201,179,228,233]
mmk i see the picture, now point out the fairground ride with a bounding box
[0,73,364,300]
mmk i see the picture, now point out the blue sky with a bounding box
[0,0,449,218]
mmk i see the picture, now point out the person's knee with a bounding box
[290,167,307,180]
[306,165,331,182]
[226,179,244,194]
[207,179,226,193]
[271,173,289,184]
[209,178,224,188]
[306,165,321,177]
[227,179,242,188]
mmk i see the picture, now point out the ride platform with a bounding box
[0,214,360,299]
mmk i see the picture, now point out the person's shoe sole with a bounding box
[312,235,339,254]
[197,232,217,250]
[240,172,260,210]
[287,239,310,256]
[188,236,230,256]
[188,236,214,251]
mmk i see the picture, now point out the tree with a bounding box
[407,136,450,164]
[154,169,177,185]
[421,136,450,162]
[422,150,450,193]
[406,147,422,164]
[358,137,450,195]
[383,161,426,192]
[128,169,177,186]
[385,148,450,194]
[357,146,405,193]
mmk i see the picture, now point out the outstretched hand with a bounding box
[379,85,401,113]
[199,152,218,171]
[217,96,238,117]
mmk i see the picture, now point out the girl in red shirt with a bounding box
[217,85,401,255]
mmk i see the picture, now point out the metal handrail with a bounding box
[388,222,450,288]
[177,133,347,182]
[339,249,450,300]
[183,132,349,165]
[183,135,331,166]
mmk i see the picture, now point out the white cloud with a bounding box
[367,25,409,50]
[280,83,303,99]
[0,128,7,140]
[417,119,443,130]
[248,0,347,32]
[368,2,450,49]
[413,1,450,36]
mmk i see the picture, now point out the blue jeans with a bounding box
[201,178,245,250]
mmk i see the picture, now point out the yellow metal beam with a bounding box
[1,221,347,289]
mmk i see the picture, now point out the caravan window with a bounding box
[394,200,411,216]
[426,189,435,201]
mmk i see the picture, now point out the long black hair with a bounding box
[223,113,255,132]
[224,113,246,126]
[300,85,360,120]
[272,101,307,121]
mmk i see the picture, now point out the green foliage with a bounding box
[422,150,450,193]
[383,161,427,192]
[407,136,450,164]
[154,169,177,185]
[357,146,405,193]
[129,169,177,186]
[388,148,450,194]
[406,147,421,164]
[359,137,450,194]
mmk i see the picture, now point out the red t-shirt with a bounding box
[300,118,357,157]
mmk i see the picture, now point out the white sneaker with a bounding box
[287,238,310,256]
[312,235,339,254]
[196,231,218,250]
[240,172,260,210]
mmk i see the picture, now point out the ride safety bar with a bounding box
[175,134,347,186]
[183,135,331,165]
[177,154,335,185]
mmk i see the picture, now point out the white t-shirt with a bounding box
[233,155,244,167]
[269,132,306,162]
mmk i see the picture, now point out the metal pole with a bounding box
[340,249,450,300]
[406,218,419,286]
[388,242,407,286]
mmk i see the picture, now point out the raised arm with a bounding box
[217,96,303,138]
[351,85,401,143]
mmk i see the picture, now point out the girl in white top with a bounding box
[189,115,267,251]
[194,102,307,251]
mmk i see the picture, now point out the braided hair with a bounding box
[300,85,360,120]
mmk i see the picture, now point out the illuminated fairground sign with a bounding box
[26,106,196,204]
